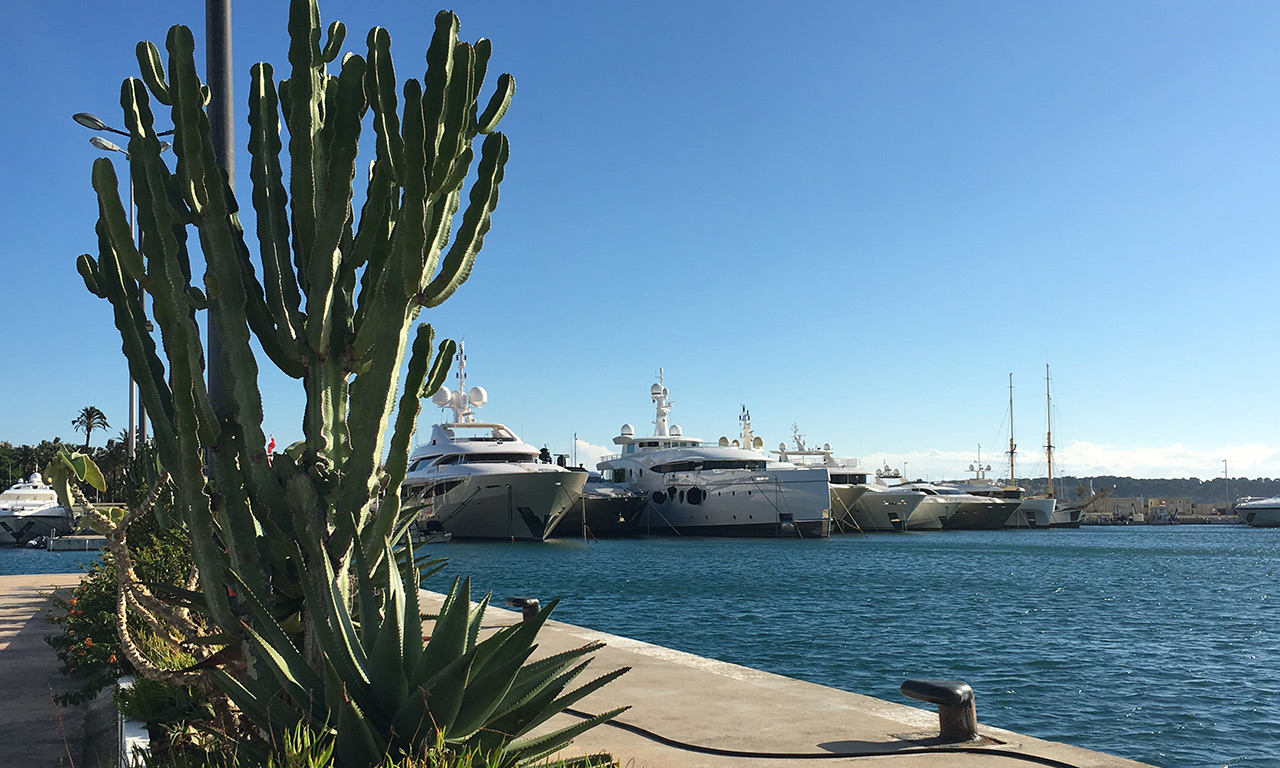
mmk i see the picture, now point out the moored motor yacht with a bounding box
[1237,496,1280,528]
[597,377,831,537]
[401,346,585,541]
[770,428,868,533]
[549,470,647,539]
[0,473,75,546]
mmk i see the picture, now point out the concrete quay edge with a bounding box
[0,574,1152,768]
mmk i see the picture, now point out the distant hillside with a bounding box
[1013,476,1280,504]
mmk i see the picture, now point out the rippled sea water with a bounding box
[425,527,1280,768]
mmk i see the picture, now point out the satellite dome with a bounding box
[620,424,634,437]
[752,436,764,450]
[670,425,682,437]
[431,386,452,407]
[718,436,730,447]
[650,383,663,397]
[778,442,787,452]
[449,389,468,410]
[823,443,831,452]
[468,386,488,407]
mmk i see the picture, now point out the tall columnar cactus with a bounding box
[74,1,624,763]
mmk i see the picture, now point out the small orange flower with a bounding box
[69,597,78,605]
[108,655,117,664]
[84,638,94,648]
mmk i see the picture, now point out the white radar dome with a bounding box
[752,436,764,450]
[670,425,682,437]
[718,437,730,447]
[823,443,831,452]
[431,386,452,407]
[468,386,488,407]
[778,442,787,452]
[620,424,634,437]
[650,383,663,397]
[449,390,468,410]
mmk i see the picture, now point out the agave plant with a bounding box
[64,0,626,763]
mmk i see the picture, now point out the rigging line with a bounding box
[437,486,482,525]
[563,707,1084,767]
[832,491,868,537]
[647,501,683,536]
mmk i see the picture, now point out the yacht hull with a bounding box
[1050,506,1084,528]
[423,471,585,541]
[0,513,74,546]
[942,499,1020,530]
[551,487,647,539]
[829,485,869,533]
[1240,504,1280,528]
[636,467,831,538]
[851,490,925,532]
[906,497,961,531]
[1006,498,1056,529]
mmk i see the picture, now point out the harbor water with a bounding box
[5,526,1275,767]
[426,526,1278,768]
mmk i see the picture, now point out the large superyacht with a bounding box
[597,376,831,537]
[401,346,586,541]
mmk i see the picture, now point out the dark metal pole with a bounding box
[206,0,233,414]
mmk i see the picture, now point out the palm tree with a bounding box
[72,406,110,449]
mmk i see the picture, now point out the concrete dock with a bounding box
[423,592,1152,768]
[0,574,1151,768]
[0,573,113,767]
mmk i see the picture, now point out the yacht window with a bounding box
[625,444,636,454]
[464,453,538,463]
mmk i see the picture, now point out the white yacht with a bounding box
[942,458,1054,529]
[770,428,867,533]
[873,469,961,531]
[597,378,832,537]
[401,347,586,541]
[1237,496,1280,528]
[0,474,74,546]
[892,481,1018,531]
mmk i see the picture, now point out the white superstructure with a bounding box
[401,345,584,541]
[0,473,74,545]
[597,375,831,537]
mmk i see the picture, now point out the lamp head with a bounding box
[90,136,123,154]
[73,112,107,131]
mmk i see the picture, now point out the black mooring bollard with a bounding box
[900,678,978,742]
[504,596,540,623]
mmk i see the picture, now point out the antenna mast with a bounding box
[1045,364,1054,499]
[1007,373,1016,485]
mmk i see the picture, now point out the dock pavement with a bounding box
[0,574,1150,768]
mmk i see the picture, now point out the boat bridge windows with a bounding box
[408,452,535,471]
[830,473,869,484]
[650,458,767,474]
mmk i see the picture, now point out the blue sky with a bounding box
[2,1,1277,480]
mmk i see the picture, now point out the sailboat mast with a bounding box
[1045,364,1054,499]
[1007,373,1016,484]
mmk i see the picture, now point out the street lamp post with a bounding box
[74,113,171,460]
[1224,459,1230,517]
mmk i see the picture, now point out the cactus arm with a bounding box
[364,27,402,182]
[421,12,459,189]
[350,161,394,345]
[77,254,107,298]
[305,54,366,360]
[286,0,324,279]
[429,42,475,195]
[248,62,306,353]
[420,132,508,307]
[320,20,346,63]
[477,73,515,135]
[136,41,172,106]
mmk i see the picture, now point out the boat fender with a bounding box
[900,678,977,742]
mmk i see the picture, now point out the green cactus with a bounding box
[75,0,625,763]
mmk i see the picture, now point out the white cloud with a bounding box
[572,438,615,472]
[867,441,1280,480]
